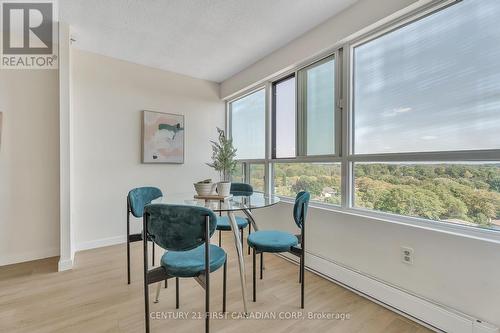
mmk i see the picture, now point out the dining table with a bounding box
[152,191,280,314]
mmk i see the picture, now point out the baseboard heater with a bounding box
[276,252,498,333]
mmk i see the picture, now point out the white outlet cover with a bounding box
[401,246,414,265]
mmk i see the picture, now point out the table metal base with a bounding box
[227,211,249,314]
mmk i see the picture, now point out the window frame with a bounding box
[346,0,500,212]
[297,54,341,158]
[271,74,296,160]
[226,0,500,242]
[227,86,267,161]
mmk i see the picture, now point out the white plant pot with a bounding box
[194,182,216,196]
[217,182,231,197]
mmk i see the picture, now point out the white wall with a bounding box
[58,22,75,271]
[0,70,60,265]
[221,0,418,98]
[221,0,500,328]
[255,204,500,328]
[71,49,224,249]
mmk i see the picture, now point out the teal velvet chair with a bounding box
[216,183,252,252]
[143,204,227,333]
[247,191,310,308]
[127,187,163,284]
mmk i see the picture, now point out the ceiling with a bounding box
[60,0,358,82]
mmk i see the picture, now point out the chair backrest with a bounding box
[144,204,217,251]
[128,187,163,218]
[230,183,253,196]
[293,191,310,228]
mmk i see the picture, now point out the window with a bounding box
[249,164,265,192]
[354,163,500,229]
[350,0,500,231]
[273,76,296,158]
[230,89,266,159]
[227,0,500,236]
[232,163,245,183]
[353,0,500,154]
[299,57,336,156]
[274,163,341,205]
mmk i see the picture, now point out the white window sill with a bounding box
[276,196,500,245]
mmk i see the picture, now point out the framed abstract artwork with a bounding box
[142,110,185,164]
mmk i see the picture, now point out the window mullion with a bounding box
[296,69,306,157]
[341,44,351,209]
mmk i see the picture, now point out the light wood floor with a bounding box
[0,234,432,333]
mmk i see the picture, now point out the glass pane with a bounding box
[249,164,265,192]
[303,58,335,156]
[353,0,500,154]
[274,163,341,205]
[274,77,296,158]
[354,162,500,229]
[230,89,266,159]
[231,163,245,183]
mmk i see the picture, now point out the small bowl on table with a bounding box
[194,182,216,196]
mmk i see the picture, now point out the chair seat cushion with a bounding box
[247,230,298,253]
[161,244,226,278]
[216,216,248,231]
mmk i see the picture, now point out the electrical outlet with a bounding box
[401,246,414,265]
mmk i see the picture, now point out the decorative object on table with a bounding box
[194,179,216,196]
[207,127,237,197]
[142,110,184,164]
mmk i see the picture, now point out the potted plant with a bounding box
[207,127,237,197]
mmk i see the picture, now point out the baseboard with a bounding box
[277,252,498,333]
[75,235,126,252]
[0,247,59,266]
[58,258,73,271]
[474,322,500,333]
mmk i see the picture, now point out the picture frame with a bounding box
[142,110,185,164]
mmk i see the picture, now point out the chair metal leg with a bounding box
[205,216,211,333]
[126,235,131,284]
[219,230,222,247]
[252,248,256,302]
[165,279,168,288]
[143,233,150,333]
[126,206,131,284]
[154,282,161,303]
[301,218,305,309]
[299,267,302,284]
[247,224,251,255]
[240,228,244,248]
[222,260,227,313]
[299,254,302,283]
[260,253,263,280]
[300,252,305,309]
[152,242,155,266]
[176,277,180,309]
[144,284,150,333]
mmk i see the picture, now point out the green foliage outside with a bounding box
[249,164,265,192]
[274,163,342,205]
[270,163,500,228]
[355,163,500,227]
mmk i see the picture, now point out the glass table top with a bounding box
[151,192,280,212]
